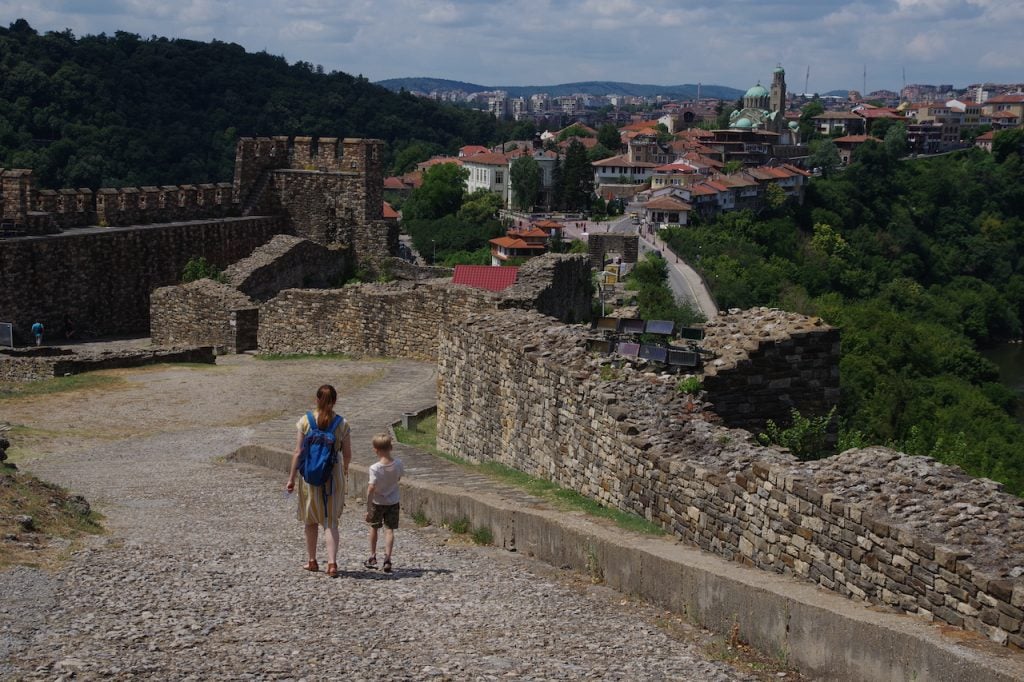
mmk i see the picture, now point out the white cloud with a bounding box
[4,0,1022,91]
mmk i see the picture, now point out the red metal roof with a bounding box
[452,265,519,292]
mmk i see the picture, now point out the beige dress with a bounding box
[295,412,349,528]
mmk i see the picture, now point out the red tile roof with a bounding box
[621,120,661,132]
[489,236,547,250]
[986,94,1024,104]
[856,107,903,119]
[533,219,562,230]
[645,196,692,211]
[382,201,399,219]
[461,152,509,166]
[459,145,490,157]
[418,157,463,170]
[558,136,599,149]
[452,265,519,292]
[383,177,409,190]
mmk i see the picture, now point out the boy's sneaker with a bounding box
[362,556,377,570]
[382,557,392,573]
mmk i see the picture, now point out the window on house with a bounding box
[495,172,503,184]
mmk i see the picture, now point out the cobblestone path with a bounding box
[1,356,753,680]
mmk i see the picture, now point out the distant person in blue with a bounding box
[30,321,44,346]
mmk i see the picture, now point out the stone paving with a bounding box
[0,356,755,680]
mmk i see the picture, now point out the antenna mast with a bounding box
[863,64,867,97]
[804,66,810,95]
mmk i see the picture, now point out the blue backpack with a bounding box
[300,411,343,525]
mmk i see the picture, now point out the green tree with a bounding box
[884,123,907,159]
[799,99,824,141]
[808,138,841,176]
[509,155,541,211]
[557,124,594,141]
[401,162,469,220]
[993,128,1024,164]
[561,139,593,212]
[597,123,621,151]
[457,188,503,224]
[587,143,615,162]
[391,140,442,175]
[723,160,743,175]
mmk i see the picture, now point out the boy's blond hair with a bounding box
[372,433,393,452]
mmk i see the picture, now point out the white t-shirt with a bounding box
[368,458,404,505]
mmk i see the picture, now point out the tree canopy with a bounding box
[661,145,1024,493]
[0,20,505,188]
[509,155,541,211]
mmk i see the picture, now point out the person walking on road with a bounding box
[30,321,44,346]
[286,384,352,578]
[363,433,404,574]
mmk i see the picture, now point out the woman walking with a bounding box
[286,384,352,577]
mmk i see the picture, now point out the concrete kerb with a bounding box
[228,440,1024,682]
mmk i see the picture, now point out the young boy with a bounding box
[364,433,404,573]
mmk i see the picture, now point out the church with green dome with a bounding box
[728,65,796,143]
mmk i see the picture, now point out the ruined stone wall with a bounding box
[587,233,639,269]
[0,216,283,343]
[700,309,841,431]
[258,281,494,360]
[435,308,1024,649]
[150,279,259,353]
[256,254,592,357]
[0,346,215,383]
[222,234,350,302]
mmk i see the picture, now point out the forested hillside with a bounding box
[0,20,501,188]
[663,134,1024,493]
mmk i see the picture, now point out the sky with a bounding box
[4,0,1022,93]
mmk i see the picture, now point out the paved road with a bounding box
[0,356,751,680]
[564,210,718,319]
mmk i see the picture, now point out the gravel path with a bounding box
[1,357,753,681]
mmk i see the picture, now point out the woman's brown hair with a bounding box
[315,384,337,429]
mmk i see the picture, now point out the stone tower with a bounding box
[770,65,787,133]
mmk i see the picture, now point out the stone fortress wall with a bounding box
[256,254,592,359]
[434,308,1024,649]
[0,216,284,341]
[150,234,349,353]
[0,136,394,344]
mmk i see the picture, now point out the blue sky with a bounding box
[4,0,1021,92]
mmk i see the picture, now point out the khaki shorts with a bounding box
[368,502,400,530]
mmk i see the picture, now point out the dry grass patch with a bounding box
[0,465,103,571]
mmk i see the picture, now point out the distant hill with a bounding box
[0,20,502,187]
[377,77,744,100]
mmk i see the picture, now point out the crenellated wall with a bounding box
[1,135,395,344]
[434,308,1024,649]
[1,172,238,230]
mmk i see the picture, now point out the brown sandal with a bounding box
[326,563,338,578]
[303,559,319,572]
